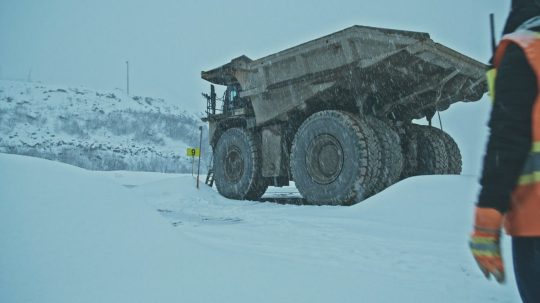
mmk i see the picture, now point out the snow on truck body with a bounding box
[201,25,488,205]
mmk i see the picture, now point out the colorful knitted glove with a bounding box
[469,207,505,283]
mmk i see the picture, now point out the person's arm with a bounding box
[478,43,537,213]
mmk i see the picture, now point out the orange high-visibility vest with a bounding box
[493,30,540,236]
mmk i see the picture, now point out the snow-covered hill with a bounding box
[0,153,521,302]
[0,80,210,172]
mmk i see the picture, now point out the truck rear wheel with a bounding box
[412,125,461,175]
[214,128,268,200]
[367,117,403,194]
[290,110,381,205]
[438,129,462,174]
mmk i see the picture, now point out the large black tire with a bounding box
[213,128,268,200]
[411,124,462,175]
[290,110,381,205]
[366,117,404,194]
[399,125,419,179]
[437,130,462,174]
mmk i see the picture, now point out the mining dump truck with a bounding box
[201,25,487,205]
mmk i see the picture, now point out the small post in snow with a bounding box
[191,152,195,176]
[196,126,203,189]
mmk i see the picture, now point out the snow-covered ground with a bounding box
[0,153,521,302]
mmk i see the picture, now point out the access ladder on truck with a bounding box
[205,157,215,187]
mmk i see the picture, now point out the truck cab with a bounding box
[201,55,253,120]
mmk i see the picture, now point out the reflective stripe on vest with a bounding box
[518,144,540,185]
[493,30,540,236]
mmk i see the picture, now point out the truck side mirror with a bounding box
[210,85,216,114]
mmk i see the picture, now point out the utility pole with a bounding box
[126,61,130,95]
[196,126,203,189]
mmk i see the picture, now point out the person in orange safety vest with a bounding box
[470,1,540,302]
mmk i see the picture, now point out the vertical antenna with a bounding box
[490,13,497,54]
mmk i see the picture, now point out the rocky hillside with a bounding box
[0,80,210,173]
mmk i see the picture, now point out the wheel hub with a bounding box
[224,146,244,182]
[306,134,344,184]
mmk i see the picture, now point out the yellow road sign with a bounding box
[186,148,200,157]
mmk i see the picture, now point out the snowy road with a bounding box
[1,153,521,302]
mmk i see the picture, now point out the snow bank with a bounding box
[0,154,521,302]
[0,80,210,173]
[0,153,190,302]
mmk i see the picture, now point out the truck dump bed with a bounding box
[202,25,488,124]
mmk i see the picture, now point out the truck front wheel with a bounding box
[214,128,268,200]
[290,110,381,205]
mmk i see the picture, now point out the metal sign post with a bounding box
[196,126,203,189]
